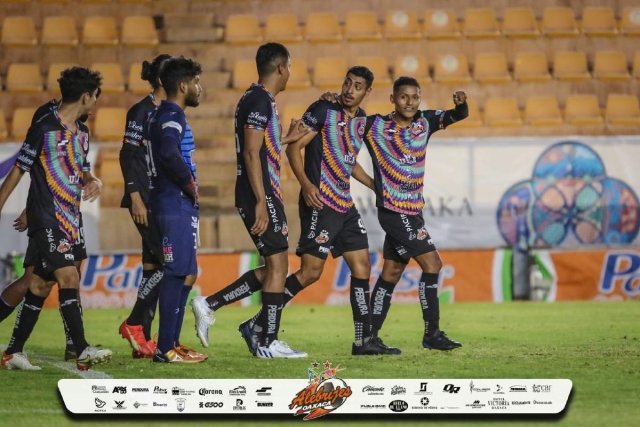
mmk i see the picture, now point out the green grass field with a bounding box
[0,301,638,427]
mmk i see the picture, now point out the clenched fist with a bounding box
[453,91,467,105]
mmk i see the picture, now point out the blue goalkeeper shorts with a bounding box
[155,212,199,277]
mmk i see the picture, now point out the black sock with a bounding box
[128,268,163,340]
[370,277,397,333]
[6,290,45,355]
[58,288,89,356]
[206,270,262,311]
[0,295,16,323]
[173,285,192,347]
[350,276,371,345]
[59,301,73,346]
[283,274,304,306]
[259,292,283,347]
[419,273,440,336]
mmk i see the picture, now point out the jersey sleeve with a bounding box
[422,102,469,135]
[122,104,146,147]
[15,124,44,172]
[243,92,272,131]
[301,100,329,133]
[119,106,146,192]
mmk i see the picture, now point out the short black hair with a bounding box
[346,66,374,88]
[256,42,290,78]
[159,56,202,97]
[141,53,172,90]
[393,76,420,93]
[58,67,102,103]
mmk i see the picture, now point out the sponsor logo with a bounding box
[400,153,417,165]
[229,386,246,396]
[412,396,437,410]
[223,284,250,302]
[199,402,224,408]
[256,401,273,407]
[133,402,148,409]
[132,388,149,393]
[360,404,386,409]
[319,246,330,254]
[315,230,329,244]
[68,172,81,185]
[154,386,168,394]
[92,386,108,394]
[534,400,553,405]
[362,386,385,396]
[234,399,246,411]
[256,387,272,396]
[533,384,552,393]
[510,385,527,393]
[470,381,491,393]
[344,152,356,165]
[388,400,408,413]
[354,287,368,316]
[289,360,351,420]
[153,402,168,407]
[112,386,127,394]
[494,385,505,395]
[199,388,223,396]
[303,112,318,125]
[511,400,531,405]
[94,398,106,409]
[64,253,74,261]
[400,182,420,192]
[466,400,486,409]
[488,397,510,410]
[443,384,461,394]
[172,387,194,396]
[176,398,186,412]
[391,386,406,395]
[113,400,126,410]
[266,196,278,224]
[415,382,433,395]
[163,238,173,262]
[248,111,268,123]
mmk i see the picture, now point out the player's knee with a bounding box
[424,255,443,274]
[351,258,371,280]
[56,270,80,289]
[301,267,323,286]
[30,277,53,297]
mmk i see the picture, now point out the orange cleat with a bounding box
[119,321,155,357]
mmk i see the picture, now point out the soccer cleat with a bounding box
[190,296,215,348]
[64,344,77,361]
[1,351,42,370]
[132,338,157,359]
[352,336,401,356]
[238,318,259,356]
[76,346,112,371]
[371,335,402,355]
[175,344,209,361]
[153,348,206,364]
[422,329,462,351]
[256,340,307,359]
[119,321,155,357]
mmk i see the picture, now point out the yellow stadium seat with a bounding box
[94,108,127,141]
[0,110,8,141]
[92,63,125,93]
[122,16,158,47]
[565,94,603,126]
[83,17,118,46]
[313,57,347,89]
[265,14,302,43]
[463,8,500,39]
[633,52,640,80]
[47,63,77,94]
[553,51,591,82]
[11,108,35,141]
[394,55,431,86]
[484,98,522,127]
[305,13,342,43]
[593,51,631,81]
[42,16,79,47]
[1,17,37,46]
[232,60,257,90]
[354,56,391,86]
[503,8,539,38]
[434,54,472,85]
[363,101,394,116]
[345,11,382,41]
[6,63,42,93]
[287,59,311,89]
[582,7,618,37]
[282,104,308,127]
[606,94,640,126]
[474,53,511,84]
[447,99,482,129]
[514,52,551,82]
[621,7,640,36]
[542,7,579,37]
[225,14,262,44]
[525,96,563,126]
[128,62,151,94]
[424,10,461,40]
[384,11,422,40]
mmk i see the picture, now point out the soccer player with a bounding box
[0,67,112,370]
[190,43,310,358]
[118,54,172,359]
[147,56,206,364]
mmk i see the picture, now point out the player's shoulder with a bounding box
[128,94,156,115]
[157,100,185,120]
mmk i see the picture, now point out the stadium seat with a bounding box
[394,55,431,86]
[10,108,35,141]
[384,11,422,40]
[313,57,347,89]
[423,9,461,39]
[47,63,76,93]
[447,99,482,128]
[92,63,125,93]
[484,98,522,127]
[128,62,151,94]
[542,7,579,37]
[0,110,7,141]
[287,59,311,89]
[354,57,391,86]
[553,51,591,82]
[305,13,342,43]
[634,52,640,80]
[582,7,618,37]
[122,16,158,47]
[605,94,640,126]
[525,96,563,126]
[94,108,127,141]
[1,17,37,46]
[503,8,540,38]
[83,17,118,46]
[363,101,393,116]
[225,14,262,44]
[6,63,43,93]
[282,104,307,127]
[565,94,603,126]
[434,54,472,85]
[514,52,551,82]
[463,8,500,39]
[474,53,511,84]
[621,7,640,36]
[42,16,79,47]
[265,14,302,43]
[232,60,257,90]
[345,11,382,41]
[593,51,631,81]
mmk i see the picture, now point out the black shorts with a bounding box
[31,228,77,281]
[296,205,369,260]
[378,207,437,264]
[237,195,289,257]
[24,220,86,269]
[129,207,163,265]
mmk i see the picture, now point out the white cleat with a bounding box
[1,351,42,370]
[256,340,308,359]
[76,346,113,371]
[190,296,215,348]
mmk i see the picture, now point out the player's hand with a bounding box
[319,92,340,103]
[302,182,323,210]
[453,91,467,105]
[13,209,27,232]
[131,194,148,227]
[82,178,102,202]
[284,119,310,143]
[251,201,269,236]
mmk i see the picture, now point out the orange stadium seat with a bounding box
[94,108,127,141]
[384,11,422,40]
[621,7,640,36]
[305,13,342,43]
[633,52,640,79]
[0,110,7,141]
[394,55,431,86]
[484,98,522,127]
[582,7,618,37]
[1,17,37,46]
[313,57,347,89]
[265,14,302,43]
[40,0,71,3]
[463,8,500,39]
[47,63,77,93]
[232,60,257,90]
[6,63,43,93]
[542,7,579,37]
[345,11,382,41]
[606,94,640,126]
[287,59,311,89]
[553,51,591,82]
[514,52,551,82]
[11,108,35,141]
[525,96,563,126]
[355,56,391,86]
[447,99,482,129]
[92,63,125,93]
[565,94,603,126]
[128,62,151,94]
[363,101,394,116]
[42,16,79,47]
[225,14,262,44]
[423,10,461,40]
[282,104,307,127]
[83,17,118,46]
[122,16,158,47]
[474,53,511,84]
[503,8,540,38]
[593,51,631,81]
[434,54,471,85]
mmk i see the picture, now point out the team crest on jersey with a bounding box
[417,227,428,240]
[281,223,289,236]
[355,118,366,138]
[411,119,426,137]
[315,230,329,244]
[57,239,71,253]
